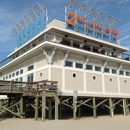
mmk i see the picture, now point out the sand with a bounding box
[0,114,130,130]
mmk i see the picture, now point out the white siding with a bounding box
[36,55,47,68]
[104,75,118,93]
[86,73,102,92]
[120,77,130,94]
[35,69,48,81]
[26,59,35,66]
[53,53,62,66]
[65,70,84,91]
[51,68,62,90]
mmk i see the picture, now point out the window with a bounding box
[28,65,34,71]
[124,80,127,83]
[27,73,33,82]
[95,66,101,72]
[110,78,112,82]
[76,63,83,69]
[86,65,93,70]
[126,72,130,76]
[65,61,73,67]
[6,76,8,79]
[112,69,117,74]
[9,74,11,78]
[16,71,19,76]
[120,71,124,75]
[19,77,23,82]
[104,68,109,73]
[101,49,105,55]
[73,73,76,78]
[12,73,15,77]
[93,76,96,80]
[20,69,23,74]
[3,77,5,80]
[15,78,18,81]
[40,73,42,77]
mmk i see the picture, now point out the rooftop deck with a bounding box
[0,39,130,68]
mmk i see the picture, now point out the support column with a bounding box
[73,96,77,120]
[35,96,39,121]
[55,95,58,120]
[93,97,97,118]
[126,99,129,115]
[0,100,1,112]
[78,106,81,118]
[109,98,113,117]
[59,104,62,119]
[20,96,23,116]
[48,99,52,120]
[123,98,128,116]
[42,93,46,121]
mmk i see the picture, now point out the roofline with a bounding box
[8,20,129,57]
[1,40,130,71]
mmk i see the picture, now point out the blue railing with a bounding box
[0,57,13,67]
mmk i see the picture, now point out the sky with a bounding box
[0,0,130,61]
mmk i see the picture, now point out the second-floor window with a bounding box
[104,68,110,73]
[20,69,23,74]
[65,61,73,67]
[28,65,34,71]
[76,63,83,69]
[86,65,93,70]
[16,71,19,76]
[95,66,101,72]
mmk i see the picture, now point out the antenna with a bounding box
[66,0,78,9]
[95,12,106,20]
[103,15,113,23]
[76,3,88,13]
[86,8,97,17]
[111,18,121,26]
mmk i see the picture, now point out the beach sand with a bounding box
[0,114,130,130]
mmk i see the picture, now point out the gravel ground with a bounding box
[0,114,130,130]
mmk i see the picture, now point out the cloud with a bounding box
[119,35,130,42]
[118,0,129,5]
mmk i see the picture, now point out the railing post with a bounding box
[9,81,12,93]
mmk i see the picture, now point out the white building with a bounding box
[0,2,130,118]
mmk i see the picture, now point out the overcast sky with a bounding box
[0,0,130,61]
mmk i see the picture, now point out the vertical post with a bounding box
[35,96,39,121]
[73,90,78,120]
[42,92,46,121]
[123,98,127,116]
[93,97,97,118]
[48,99,52,120]
[20,96,23,116]
[55,95,58,120]
[126,99,129,115]
[73,96,77,120]
[59,104,62,119]
[0,99,1,112]
[78,106,81,118]
[109,98,113,117]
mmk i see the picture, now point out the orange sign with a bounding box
[67,12,119,39]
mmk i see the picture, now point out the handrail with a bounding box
[0,80,58,93]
